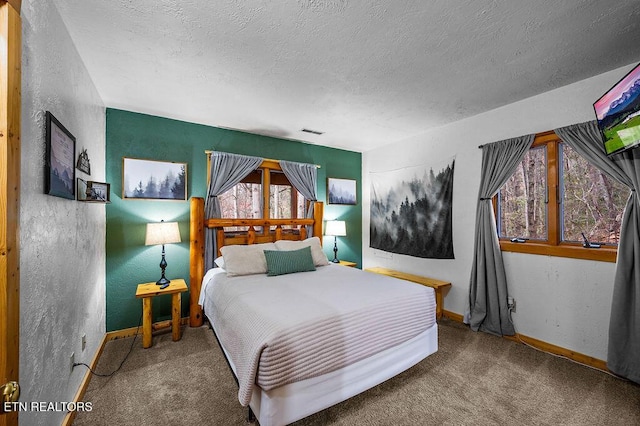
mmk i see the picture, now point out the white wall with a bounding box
[20,1,106,425]
[363,63,638,362]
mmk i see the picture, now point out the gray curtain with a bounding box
[280,160,318,236]
[555,121,640,384]
[204,152,263,270]
[468,134,534,336]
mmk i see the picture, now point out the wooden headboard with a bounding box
[188,196,324,326]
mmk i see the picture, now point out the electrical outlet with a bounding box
[81,334,86,351]
[70,352,75,374]
[507,297,516,313]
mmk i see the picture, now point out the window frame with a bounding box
[495,131,617,263]
[210,158,306,222]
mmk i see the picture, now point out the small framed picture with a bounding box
[122,157,187,201]
[45,111,76,200]
[77,179,111,203]
[327,177,357,205]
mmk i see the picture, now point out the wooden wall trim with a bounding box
[106,317,190,341]
[442,310,608,373]
[0,2,20,425]
[61,334,108,426]
[4,1,21,14]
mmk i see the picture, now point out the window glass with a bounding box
[269,171,305,220]
[498,146,547,240]
[218,170,263,219]
[270,184,292,218]
[560,143,628,245]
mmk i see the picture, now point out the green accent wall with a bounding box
[106,109,362,331]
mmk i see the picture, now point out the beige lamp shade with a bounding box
[325,220,346,237]
[145,221,181,246]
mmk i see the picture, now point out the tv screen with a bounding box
[593,62,640,156]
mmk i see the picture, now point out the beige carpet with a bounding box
[73,319,640,425]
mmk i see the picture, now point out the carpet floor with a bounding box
[73,319,640,425]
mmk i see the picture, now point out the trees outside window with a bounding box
[560,144,627,244]
[218,170,262,220]
[498,146,547,240]
[217,166,305,231]
[269,171,305,220]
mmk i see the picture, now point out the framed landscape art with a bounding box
[122,157,187,200]
[45,111,76,200]
[327,177,357,205]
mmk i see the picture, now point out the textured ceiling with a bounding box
[52,0,640,152]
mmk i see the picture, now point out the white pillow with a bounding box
[220,242,277,277]
[274,237,329,267]
[214,256,225,269]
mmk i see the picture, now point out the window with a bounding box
[496,131,629,262]
[218,170,263,219]
[217,162,306,230]
[269,171,305,220]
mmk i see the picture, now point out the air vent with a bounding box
[301,128,324,135]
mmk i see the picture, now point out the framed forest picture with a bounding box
[327,177,357,205]
[45,111,76,200]
[122,158,187,201]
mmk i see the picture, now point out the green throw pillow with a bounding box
[263,246,316,276]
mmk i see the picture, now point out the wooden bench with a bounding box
[364,267,451,320]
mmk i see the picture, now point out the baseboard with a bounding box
[442,309,464,323]
[442,310,608,373]
[61,316,190,426]
[61,333,108,426]
[105,316,190,341]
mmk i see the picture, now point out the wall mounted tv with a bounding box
[594,62,640,156]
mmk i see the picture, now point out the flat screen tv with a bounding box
[593,62,640,156]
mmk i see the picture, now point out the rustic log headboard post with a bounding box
[189,197,205,327]
[313,201,323,242]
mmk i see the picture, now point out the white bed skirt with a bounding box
[211,318,438,426]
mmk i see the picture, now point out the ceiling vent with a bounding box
[301,128,324,135]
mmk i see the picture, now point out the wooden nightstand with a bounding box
[338,260,357,267]
[135,278,188,348]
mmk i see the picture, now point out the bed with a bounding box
[188,197,438,426]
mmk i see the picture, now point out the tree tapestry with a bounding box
[370,158,455,259]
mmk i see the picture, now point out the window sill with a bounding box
[499,240,617,263]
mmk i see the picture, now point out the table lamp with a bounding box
[325,220,346,263]
[145,220,181,285]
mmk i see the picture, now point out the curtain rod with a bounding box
[205,150,321,168]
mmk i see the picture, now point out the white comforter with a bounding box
[200,264,436,406]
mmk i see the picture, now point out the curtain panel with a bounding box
[280,160,318,237]
[204,152,263,271]
[555,121,640,384]
[468,134,534,336]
